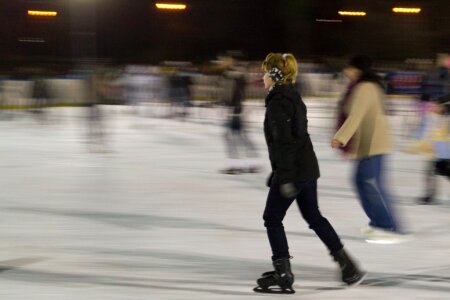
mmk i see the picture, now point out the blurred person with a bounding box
[421,54,449,104]
[415,54,450,128]
[124,66,153,115]
[0,77,4,117]
[86,71,109,153]
[254,53,366,294]
[31,71,51,121]
[168,67,192,118]
[219,53,261,174]
[332,55,409,244]
[407,98,450,204]
[414,54,449,139]
[101,69,125,105]
[125,66,166,118]
[0,76,11,120]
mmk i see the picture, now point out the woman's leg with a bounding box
[239,130,258,158]
[224,127,239,159]
[296,180,365,286]
[221,127,243,174]
[354,159,378,227]
[263,184,296,259]
[355,156,397,231]
[374,155,401,231]
[295,180,343,254]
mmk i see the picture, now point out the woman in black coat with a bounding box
[254,53,366,294]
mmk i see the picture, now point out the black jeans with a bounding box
[424,159,450,199]
[263,179,343,259]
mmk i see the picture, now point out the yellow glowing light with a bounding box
[392,7,421,14]
[338,11,367,16]
[155,3,187,10]
[27,10,58,17]
[316,19,343,23]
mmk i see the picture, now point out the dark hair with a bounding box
[349,55,372,72]
[349,55,384,88]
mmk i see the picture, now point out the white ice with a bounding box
[0,103,448,300]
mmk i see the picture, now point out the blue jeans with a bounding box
[263,179,343,259]
[355,155,400,232]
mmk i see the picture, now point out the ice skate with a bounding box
[245,166,262,173]
[363,227,414,244]
[253,258,295,294]
[220,159,245,174]
[417,196,435,205]
[332,249,367,286]
[219,167,244,175]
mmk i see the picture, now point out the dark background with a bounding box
[1,0,449,64]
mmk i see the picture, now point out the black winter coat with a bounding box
[264,84,320,185]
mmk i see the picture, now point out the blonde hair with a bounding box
[262,53,298,84]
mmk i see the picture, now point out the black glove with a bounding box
[280,183,298,198]
[266,172,274,187]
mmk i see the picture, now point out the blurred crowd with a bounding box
[0,53,448,203]
[0,53,448,109]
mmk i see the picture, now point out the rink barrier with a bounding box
[0,73,351,108]
[0,79,90,108]
[0,76,420,115]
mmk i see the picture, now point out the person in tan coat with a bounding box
[332,56,408,243]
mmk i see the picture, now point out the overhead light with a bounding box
[316,19,343,23]
[393,7,421,14]
[18,37,45,43]
[155,3,187,10]
[338,11,367,16]
[27,10,58,17]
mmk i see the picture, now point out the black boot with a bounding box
[332,249,366,286]
[254,257,295,294]
[418,196,434,205]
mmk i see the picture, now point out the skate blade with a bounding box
[219,169,243,175]
[347,272,367,287]
[365,239,398,244]
[365,237,412,244]
[253,286,295,294]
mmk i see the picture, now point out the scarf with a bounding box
[336,81,359,154]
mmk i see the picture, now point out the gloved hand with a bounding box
[280,183,298,198]
[266,172,274,187]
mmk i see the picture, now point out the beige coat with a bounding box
[334,82,392,159]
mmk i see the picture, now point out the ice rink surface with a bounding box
[0,104,449,300]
